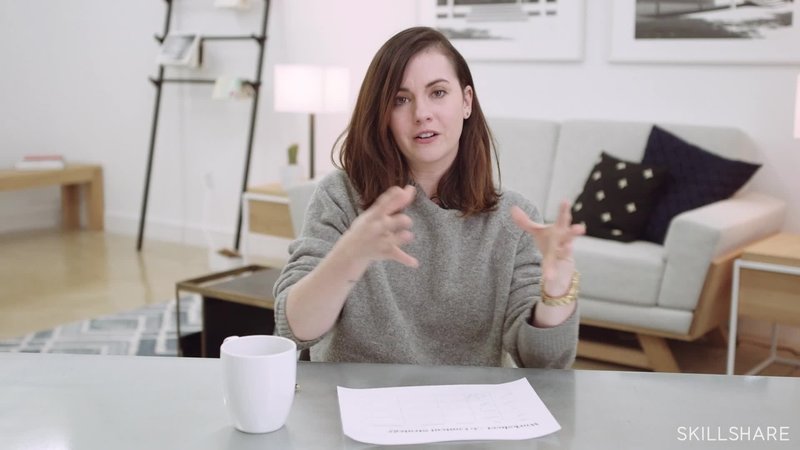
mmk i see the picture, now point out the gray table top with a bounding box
[1,353,798,449]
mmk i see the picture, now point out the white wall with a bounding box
[1,0,798,249]
[0,0,419,256]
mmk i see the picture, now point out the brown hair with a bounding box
[335,26,499,216]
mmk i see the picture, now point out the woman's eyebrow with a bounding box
[397,79,451,92]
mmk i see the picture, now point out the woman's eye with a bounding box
[432,90,446,98]
[394,96,409,106]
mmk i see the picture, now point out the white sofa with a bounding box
[491,118,786,371]
[286,118,787,372]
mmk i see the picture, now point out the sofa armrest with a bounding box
[657,192,786,310]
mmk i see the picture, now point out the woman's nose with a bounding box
[414,100,432,123]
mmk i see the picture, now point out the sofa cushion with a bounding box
[572,151,668,242]
[579,298,694,335]
[641,126,761,244]
[573,235,665,307]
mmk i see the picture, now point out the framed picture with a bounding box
[419,0,585,62]
[610,0,800,64]
[156,33,201,68]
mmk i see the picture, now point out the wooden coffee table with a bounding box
[175,265,281,357]
[727,233,800,375]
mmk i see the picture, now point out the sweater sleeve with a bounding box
[272,172,357,349]
[501,200,579,369]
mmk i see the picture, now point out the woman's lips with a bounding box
[414,132,438,143]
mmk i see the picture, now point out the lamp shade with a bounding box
[274,65,349,114]
[795,74,800,139]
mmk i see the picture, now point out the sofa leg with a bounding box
[705,326,729,348]
[637,334,680,372]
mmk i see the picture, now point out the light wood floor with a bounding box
[1,229,798,376]
[0,229,211,339]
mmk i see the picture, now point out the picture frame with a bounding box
[418,0,585,62]
[609,0,800,64]
[156,33,201,68]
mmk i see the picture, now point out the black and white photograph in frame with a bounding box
[417,0,585,61]
[609,0,800,63]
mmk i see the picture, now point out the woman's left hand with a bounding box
[511,200,585,297]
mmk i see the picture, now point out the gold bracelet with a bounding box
[541,272,580,307]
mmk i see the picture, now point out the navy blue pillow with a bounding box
[641,126,761,244]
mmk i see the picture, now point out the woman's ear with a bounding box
[463,85,473,119]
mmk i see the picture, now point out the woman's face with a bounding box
[389,48,473,177]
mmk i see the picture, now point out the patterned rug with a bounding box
[0,296,202,356]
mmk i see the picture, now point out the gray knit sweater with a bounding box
[273,171,578,368]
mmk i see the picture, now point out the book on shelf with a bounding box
[156,33,201,68]
[212,76,254,100]
[14,154,66,170]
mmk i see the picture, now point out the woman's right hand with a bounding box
[337,185,418,268]
[284,184,417,341]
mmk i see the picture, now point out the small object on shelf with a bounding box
[14,154,66,170]
[280,143,305,189]
[287,143,299,166]
[156,33,201,67]
[212,76,254,100]
[214,0,252,10]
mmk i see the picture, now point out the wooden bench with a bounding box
[0,164,104,230]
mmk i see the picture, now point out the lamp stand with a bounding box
[309,113,315,180]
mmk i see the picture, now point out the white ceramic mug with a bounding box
[220,335,297,434]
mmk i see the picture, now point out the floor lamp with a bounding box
[274,65,349,180]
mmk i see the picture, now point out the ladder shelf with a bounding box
[137,0,271,251]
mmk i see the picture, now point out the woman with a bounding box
[273,27,584,368]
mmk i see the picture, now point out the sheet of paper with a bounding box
[337,378,560,445]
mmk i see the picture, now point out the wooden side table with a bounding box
[244,183,293,236]
[240,183,294,260]
[726,233,800,375]
[175,265,281,358]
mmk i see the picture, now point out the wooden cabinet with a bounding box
[244,183,294,239]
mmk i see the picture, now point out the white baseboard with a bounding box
[0,202,290,264]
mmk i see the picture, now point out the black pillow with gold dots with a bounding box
[571,151,669,242]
